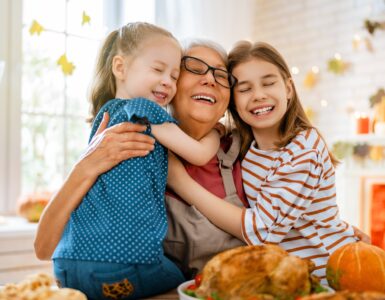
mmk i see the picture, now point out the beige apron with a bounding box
[163,131,246,279]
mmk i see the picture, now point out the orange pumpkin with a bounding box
[326,241,385,292]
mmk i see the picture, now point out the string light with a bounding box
[311,66,319,74]
[291,66,299,75]
[353,34,361,42]
[320,99,328,107]
[334,53,341,60]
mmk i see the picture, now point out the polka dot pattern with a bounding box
[53,98,177,264]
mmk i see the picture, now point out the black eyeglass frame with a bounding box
[181,56,237,89]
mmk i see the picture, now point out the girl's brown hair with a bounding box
[228,41,338,166]
[88,22,178,123]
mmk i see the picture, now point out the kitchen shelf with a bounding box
[332,134,385,145]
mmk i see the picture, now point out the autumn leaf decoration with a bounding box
[82,11,91,26]
[57,54,75,76]
[29,20,44,36]
[304,107,315,122]
[369,88,385,107]
[364,19,385,35]
[327,55,350,75]
[303,70,319,89]
[352,35,373,52]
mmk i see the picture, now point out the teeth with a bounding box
[252,106,273,115]
[192,95,216,103]
[154,92,166,99]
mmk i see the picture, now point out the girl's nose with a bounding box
[161,76,172,87]
[253,89,267,101]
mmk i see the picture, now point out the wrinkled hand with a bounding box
[167,151,187,191]
[352,225,371,244]
[78,112,155,178]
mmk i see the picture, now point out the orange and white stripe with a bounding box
[241,128,357,283]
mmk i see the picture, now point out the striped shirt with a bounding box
[241,128,357,282]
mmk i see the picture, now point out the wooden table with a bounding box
[143,289,179,299]
[0,287,179,300]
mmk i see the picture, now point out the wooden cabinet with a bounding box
[0,216,52,285]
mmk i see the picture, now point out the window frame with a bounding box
[0,0,22,213]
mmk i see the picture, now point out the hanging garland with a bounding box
[28,10,91,76]
[332,141,384,163]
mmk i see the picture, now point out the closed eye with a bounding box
[238,87,251,93]
[263,81,276,86]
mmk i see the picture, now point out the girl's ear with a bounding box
[286,78,294,100]
[112,55,126,80]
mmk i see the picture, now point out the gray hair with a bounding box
[181,38,228,66]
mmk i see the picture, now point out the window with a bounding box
[0,0,155,213]
[21,0,106,197]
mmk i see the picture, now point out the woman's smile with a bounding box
[191,93,217,104]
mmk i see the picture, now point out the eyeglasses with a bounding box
[181,56,237,89]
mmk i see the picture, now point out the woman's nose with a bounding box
[200,70,216,86]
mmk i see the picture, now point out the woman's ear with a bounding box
[112,55,126,80]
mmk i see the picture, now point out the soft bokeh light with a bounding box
[291,66,299,75]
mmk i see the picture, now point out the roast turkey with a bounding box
[196,245,317,300]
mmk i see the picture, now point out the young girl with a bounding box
[167,41,357,284]
[52,23,224,299]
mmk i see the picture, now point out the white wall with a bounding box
[156,0,256,50]
[252,0,385,141]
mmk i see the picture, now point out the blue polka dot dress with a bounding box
[53,98,177,264]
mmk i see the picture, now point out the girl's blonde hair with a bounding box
[228,41,338,166]
[88,22,178,123]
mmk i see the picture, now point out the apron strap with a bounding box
[216,130,241,199]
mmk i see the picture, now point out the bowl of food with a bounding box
[177,279,197,300]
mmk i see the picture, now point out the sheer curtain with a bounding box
[155,0,256,50]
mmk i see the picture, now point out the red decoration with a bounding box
[371,184,385,250]
[356,114,370,134]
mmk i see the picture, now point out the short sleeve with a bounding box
[124,98,177,125]
[88,98,177,142]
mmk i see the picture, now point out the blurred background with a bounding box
[0,0,384,283]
